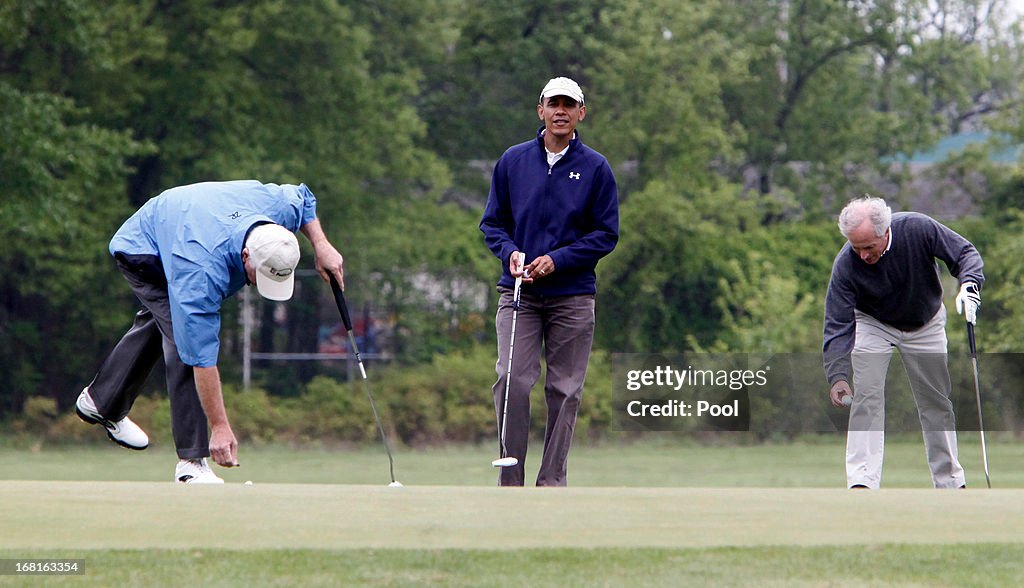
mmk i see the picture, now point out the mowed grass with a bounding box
[3,545,1024,587]
[2,433,1020,487]
[2,438,1023,586]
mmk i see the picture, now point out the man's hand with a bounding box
[209,424,239,467]
[510,251,527,278]
[523,254,555,282]
[314,241,344,289]
[193,366,239,467]
[830,380,853,408]
[300,219,345,289]
[955,281,981,325]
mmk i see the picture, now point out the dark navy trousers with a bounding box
[87,253,209,459]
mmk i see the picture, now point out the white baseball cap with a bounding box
[539,77,585,105]
[246,224,300,301]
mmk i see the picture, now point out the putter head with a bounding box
[491,456,519,468]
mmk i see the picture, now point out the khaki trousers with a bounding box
[847,306,965,489]
[492,289,595,486]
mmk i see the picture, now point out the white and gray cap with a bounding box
[246,224,300,301]
[539,77,585,105]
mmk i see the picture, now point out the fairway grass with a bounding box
[2,481,1024,550]
[2,435,1020,487]
[2,440,1022,585]
[3,545,1024,587]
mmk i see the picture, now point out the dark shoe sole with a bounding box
[76,407,148,451]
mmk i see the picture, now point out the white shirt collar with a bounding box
[542,130,574,167]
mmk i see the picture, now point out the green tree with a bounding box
[597,179,768,353]
[419,0,607,163]
[974,209,1024,351]
[584,0,742,195]
[716,0,899,205]
[892,0,1024,135]
[702,222,840,353]
[0,1,151,413]
[714,0,1023,215]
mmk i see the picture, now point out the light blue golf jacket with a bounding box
[109,180,318,367]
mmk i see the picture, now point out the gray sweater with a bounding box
[822,212,984,385]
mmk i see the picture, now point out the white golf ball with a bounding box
[842,396,853,407]
[244,480,253,486]
[388,481,403,488]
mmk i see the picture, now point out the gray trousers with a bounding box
[847,306,964,489]
[87,253,209,459]
[492,289,595,487]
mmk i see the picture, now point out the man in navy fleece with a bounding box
[480,77,619,486]
[823,196,983,489]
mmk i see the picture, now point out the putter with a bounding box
[330,275,401,487]
[966,321,991,488]
[493,252,525,469]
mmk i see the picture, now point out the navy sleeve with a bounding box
[922,216,985,289]
[480,153,517,266]
[822,253,856,385]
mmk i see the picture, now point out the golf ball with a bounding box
[244,480,253,485]
[841,396,853,407]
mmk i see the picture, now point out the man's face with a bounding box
[847,219,889,265]
[537,95,586,139]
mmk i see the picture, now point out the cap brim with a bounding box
[255,272,295,301]
[541,90,584,104]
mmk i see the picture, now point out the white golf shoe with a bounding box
[75,387,149,450]
[175,458,225,484]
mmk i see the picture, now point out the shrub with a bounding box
[4,345,616,449]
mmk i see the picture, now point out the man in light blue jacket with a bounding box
[77,180,345,483]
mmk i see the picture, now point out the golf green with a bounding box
[2,481,1022,550]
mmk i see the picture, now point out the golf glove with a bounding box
[955,281,981,325]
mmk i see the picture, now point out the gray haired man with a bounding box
[823,196,983,489]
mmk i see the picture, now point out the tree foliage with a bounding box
[0,2,151,413]
[1,0,1022,422]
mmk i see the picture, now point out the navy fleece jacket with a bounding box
[480,128,619,297]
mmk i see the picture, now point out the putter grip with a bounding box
[967,322,977,356]
[329,274,354,332]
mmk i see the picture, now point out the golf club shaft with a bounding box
[497,252,526,463]
[346,329,396,483]
[330,275,397,483]
[498,276,522,458]
[966,323,991,488]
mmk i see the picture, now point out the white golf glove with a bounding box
[955,281,981,325]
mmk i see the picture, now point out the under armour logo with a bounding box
[229,211,241,220]
[569,171,581,180]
